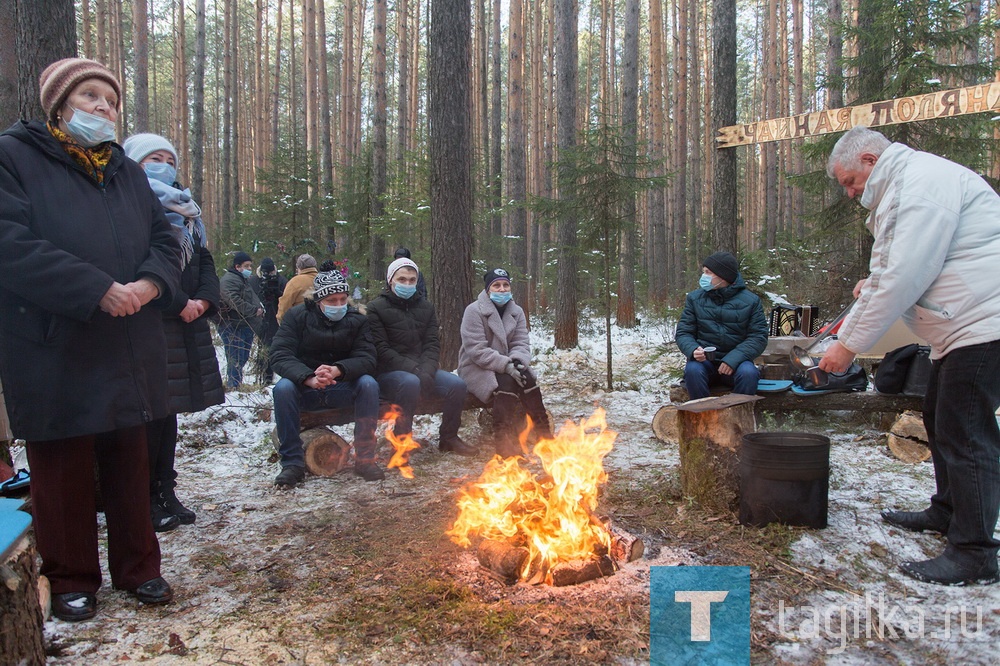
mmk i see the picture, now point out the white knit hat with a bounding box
[122,133,178,165]
[386,257,418,285]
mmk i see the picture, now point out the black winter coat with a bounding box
[162,243,224,413]
[269,299,376,387]
[0,121,182,440]
[366,290,440,376]
[250,271,287,341]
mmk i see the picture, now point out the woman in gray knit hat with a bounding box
[123,132,225,535]
[0,58,180,621]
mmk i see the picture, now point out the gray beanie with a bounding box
[123,133,178,165]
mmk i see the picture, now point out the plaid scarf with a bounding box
[47,122,112,185]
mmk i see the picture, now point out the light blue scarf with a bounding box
[147,178,207,268]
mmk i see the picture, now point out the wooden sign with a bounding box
[716,82,1000,148]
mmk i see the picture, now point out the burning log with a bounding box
[550,555,616,587]
[607,524,644,563]
[476,539,529,582]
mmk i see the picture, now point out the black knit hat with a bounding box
[702,252,739,285]
[232,251,252,268]
[484,268,511,290]
[313,271,349,300]
[260,257,276,273]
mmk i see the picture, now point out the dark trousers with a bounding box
[923,340,1000,566]
[273,376,380,467]
[493,373,552,453]
[683,359,759,399]
[146,414,179,492]
[26,425,162,595]
[219,322,255,388]
[377,370,467,439]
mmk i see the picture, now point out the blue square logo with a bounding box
[650,566,750,665]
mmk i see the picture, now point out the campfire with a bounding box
[446,409,643,586]
[385,406,421,479]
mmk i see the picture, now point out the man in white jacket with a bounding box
[821,125,1000,586]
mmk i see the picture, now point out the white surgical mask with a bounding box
[241,269,252,279]
[64,106,116,147]
[699,274,716,291]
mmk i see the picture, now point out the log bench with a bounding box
[0,497,45,665]
[273,395,500,476]
[665,385,922,413]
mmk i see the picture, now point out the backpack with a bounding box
[792,362,868,393]
[874,344,932,396]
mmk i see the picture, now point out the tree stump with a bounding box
[0,518,44,665]
[676,394,760,513]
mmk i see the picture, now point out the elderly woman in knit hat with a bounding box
[0,58,182,620]
[269,271,381,487]
[675,251,769,400]
[123,132,224,533]
[366,258,476,457]
[458,268,554,457]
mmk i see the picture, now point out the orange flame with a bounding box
[384,405,421,478]
[447,408,615,581]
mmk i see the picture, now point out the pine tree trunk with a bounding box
[371,0,389,284]
[554,0,579,349]
[508,0,529,315]
[191,0,206,201]
[16,0,76,121]
[429,0,475,369]
[616,0,639,328]
[713,0,738,253]
[131,0,149,132]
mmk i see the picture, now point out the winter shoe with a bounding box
[899,553,999,586]
[160,487,196,525]
[880,509,948,535]
[355,462,386,482]
[274,465,306,489]
[439,435,477,457]
[130,577,174,605]
[51,592,97,622]
[151,499,181,533]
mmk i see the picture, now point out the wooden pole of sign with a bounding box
[716,82,1000,148]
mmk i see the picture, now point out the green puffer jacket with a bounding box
[675,274,769,368]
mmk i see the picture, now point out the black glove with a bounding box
[417,370,437,396]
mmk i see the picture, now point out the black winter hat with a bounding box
[260,257,276,273]
[702,252,739,285]
[484,268,511,290]
[233,251,252,268]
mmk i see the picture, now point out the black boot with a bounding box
[880,509,949,535]
[899,552,999,586]
[151,496,180,533]
[160,485,197,525]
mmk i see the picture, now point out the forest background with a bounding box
[1,0,998,365]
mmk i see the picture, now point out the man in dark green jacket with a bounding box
[675,252,768,399]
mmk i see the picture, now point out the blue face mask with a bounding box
[322,304,348,321]
[144,162,176,186]
[241,269,252,279]
[64,106,117,147]
[393,283,417,300]
[489,291,513,306]
[699,273,716,291]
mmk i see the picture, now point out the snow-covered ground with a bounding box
[34,314,997,664]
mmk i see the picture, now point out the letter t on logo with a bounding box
[675,591,729,641]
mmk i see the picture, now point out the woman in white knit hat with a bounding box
[123,132,224,534]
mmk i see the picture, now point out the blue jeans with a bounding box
[272,375,380,468]
[683,359,759,400]
[923,340,1000,566]
[219,322,255,388]
[377,370,467,439]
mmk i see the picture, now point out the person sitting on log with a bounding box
[676,251,768,400]
[269,271,382,488]
[458,268,554,457]
[366,258,477,456]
